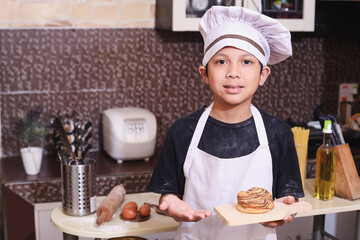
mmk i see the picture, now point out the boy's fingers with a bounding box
[275,195,296,204]
[159,200,169,211]
[195,210,211,218]
[260,220,285,228]
[284,196,296,204]
[283,215,293,223]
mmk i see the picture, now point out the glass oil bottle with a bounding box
[314,120,336,201]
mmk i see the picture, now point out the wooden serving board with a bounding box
[214,201,312,226]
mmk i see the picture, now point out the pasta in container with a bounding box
[291,127,310,189]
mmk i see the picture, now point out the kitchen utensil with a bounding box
[52,109,93,163]
[102,107,157,163]
[96,184,126,225]
[144,202,167,215]
[54,117,78,164]
[328,115,345,145]
[214,201,312,226]
[61,157,97,216]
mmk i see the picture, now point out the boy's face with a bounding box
[199,47,270,108]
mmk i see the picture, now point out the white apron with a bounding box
[175,103,277,240]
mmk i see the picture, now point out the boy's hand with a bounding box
[260,196,297,228]
[159,194,212,222]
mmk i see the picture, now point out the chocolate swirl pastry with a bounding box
[236,187,275,214]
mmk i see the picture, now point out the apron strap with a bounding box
[183,103,213,178]
[188,102,213,152]
[251,104,268,146]
[183,102,214,178]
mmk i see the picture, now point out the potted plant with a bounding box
[10,106,49,175]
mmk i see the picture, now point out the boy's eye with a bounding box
[243,60,252,64]
[216,59,226,64]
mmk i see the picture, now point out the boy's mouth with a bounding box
[224,85,243,93]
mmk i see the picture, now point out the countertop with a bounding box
[51,179,360,238]
[51,192,179,238]
[1,149,159,184]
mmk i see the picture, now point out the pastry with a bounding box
[236,187,275,214]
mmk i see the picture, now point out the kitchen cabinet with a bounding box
[35,202,63,240]
[1,150,159,240]
[155,0,315,32]
[35,202,93,240]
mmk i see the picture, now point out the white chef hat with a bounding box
[199,6,292,66]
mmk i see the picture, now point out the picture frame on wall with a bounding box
[186,0,236,18]
[155,0,315,32]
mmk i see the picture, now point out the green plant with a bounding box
[10,106,49,147]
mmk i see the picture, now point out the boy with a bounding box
[148,6,304,240]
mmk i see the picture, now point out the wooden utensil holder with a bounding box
[334,143,360,200]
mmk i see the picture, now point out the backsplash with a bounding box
[1,29,359,157]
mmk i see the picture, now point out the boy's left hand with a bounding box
[260,196,297,228]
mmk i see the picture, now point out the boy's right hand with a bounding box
[159,194,212,222]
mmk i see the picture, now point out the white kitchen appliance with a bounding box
[102,107,157,163]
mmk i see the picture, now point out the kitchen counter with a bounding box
[1,149,160,240]
[51,192,179,239]
[51,179,360,240]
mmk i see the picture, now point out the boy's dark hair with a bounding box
[205,61,263,76]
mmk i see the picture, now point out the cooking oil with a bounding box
[314,120,336,201]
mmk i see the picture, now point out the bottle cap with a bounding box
[323,120,332,133]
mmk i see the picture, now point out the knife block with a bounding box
[334,143,360,200]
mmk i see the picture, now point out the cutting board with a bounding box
[214,201,312,226]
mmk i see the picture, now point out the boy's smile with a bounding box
[224,84,243,94]
[199,47,270,115]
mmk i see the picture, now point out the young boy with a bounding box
[148,6,304,240]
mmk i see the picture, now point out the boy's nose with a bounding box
[226,65,240,79]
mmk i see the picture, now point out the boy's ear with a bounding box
[259,66,271,86]
[199,66,209,84]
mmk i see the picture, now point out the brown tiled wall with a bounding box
[1,29,360,157]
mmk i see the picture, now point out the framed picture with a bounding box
[155,0,315,32]
[186,0,236,18]
[156,0,243,31]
